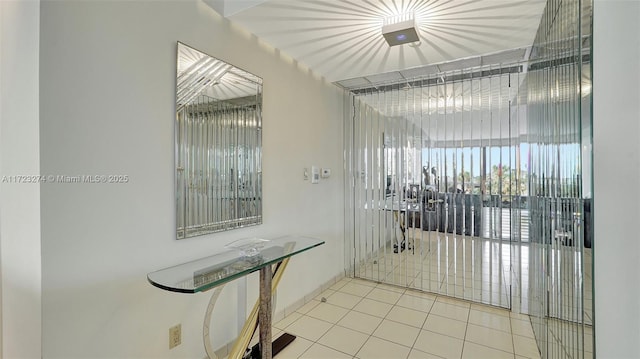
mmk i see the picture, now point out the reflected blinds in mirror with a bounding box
[343,1,593,357]
[525,0,593,357]
[177,95,262,238]
[344,66,524,309]
[177,59,231,111]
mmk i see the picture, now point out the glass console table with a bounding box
[148,235,325,359]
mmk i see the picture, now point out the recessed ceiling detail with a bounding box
[335,47,529,90]
[203,0,269,17]
[223,0,547,82]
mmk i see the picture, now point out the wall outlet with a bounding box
[169,324,181,349]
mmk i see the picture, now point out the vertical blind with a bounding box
[526,0,593,357]
[177,95,262,237]
[344,66,525,309]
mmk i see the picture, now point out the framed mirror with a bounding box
[176,42,263,239]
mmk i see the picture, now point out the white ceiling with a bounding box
[219,0,548,82]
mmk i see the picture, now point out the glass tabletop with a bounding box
[147,235,325,293]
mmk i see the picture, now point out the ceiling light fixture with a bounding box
[382,13,419,47]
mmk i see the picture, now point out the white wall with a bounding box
[0,1,42,358]
[39,1,344,358]
[593,0,640,357]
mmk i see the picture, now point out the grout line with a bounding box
[407,299,433,356]
[316,279,534,359]
[459,296,472,359]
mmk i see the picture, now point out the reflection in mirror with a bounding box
[176,42,262,239]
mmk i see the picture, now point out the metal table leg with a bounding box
[258,265,273,359]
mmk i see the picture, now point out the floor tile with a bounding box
[317,325,369,356]
[585,327,594,350]
[372,319,421,347]
[305,302,349,324]
[510,311,532,321]
[339,282,375,297]
[299,343,352,359]
[355,336,411,359]
[325,291,363,310]
[351,278,378,287]
[385,273,414,286]
[468,309,512,333]
[385,305,428,328]
[272,336,313,359]
[413,280,443,293]
[465,323,514,353]
[337,310,383,335]
[413,329,464,359]
[436,296,471,308]
[330,278,351,291]
[376,282,406,293]
[471,302,510,317]
[429,301,470,322]
[513,334,541,358]
[352,298,393,318]
[511,318,535,338]
[407,348,444,359]
[295,300,320,314]
[274,312,302,330]
[366,287,403,304]
[396,293,435,313]
[284,315,333,341]
[462,341,514,359]
[423,314,467,339]
[270,275,588,359]
[315,289,336,301]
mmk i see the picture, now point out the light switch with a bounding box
[311,166,320,184]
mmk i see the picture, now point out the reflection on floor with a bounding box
[528,245,593,359]
[356,230,512,308]
[269,277,541,359]
[353,230,593,358]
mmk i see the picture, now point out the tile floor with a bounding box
[356,232,512,309]
[354,228,593,326]
[268,277,541,359]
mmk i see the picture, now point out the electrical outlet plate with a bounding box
[169,324,181,349]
